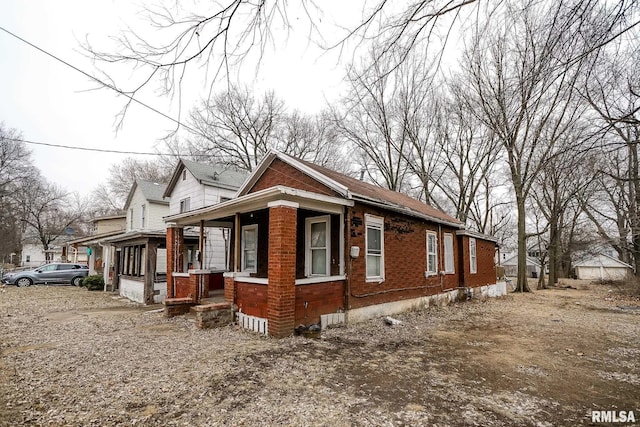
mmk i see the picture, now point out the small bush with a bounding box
[82,275,104,291]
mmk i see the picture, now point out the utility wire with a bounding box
[5,137,213,157]
[0,25,204,138]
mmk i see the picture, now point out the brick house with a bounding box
[165,151,503,337]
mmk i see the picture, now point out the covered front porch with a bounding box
[165,186,353,337]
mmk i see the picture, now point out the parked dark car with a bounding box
[1,263,89,287]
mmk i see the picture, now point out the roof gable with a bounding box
[574,253,633,269]
[238,151,462,227]
[124,180,168,210]
[164,159,248,198]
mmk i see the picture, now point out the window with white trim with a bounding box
[141,204,146,228]
[179,197,190,213]
[444,233,455,274]
[241,225,258,273]
[469,237,477,274]
[426,231,438,275]
[365,215,384,280]
[305,215,331,276]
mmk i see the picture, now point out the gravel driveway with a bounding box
[1,282,639,426]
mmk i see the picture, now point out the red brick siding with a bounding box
[458,235,496,287]
[224,276,235,304]
[267,205,297,338]
[346,203,461,310]
[174,276,196,299]
[249,159,340,197]
[236,282,268,318]
[295,280,345,326]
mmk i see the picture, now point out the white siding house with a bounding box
[103,180,173,304]
[574,253,633,281]
[163,159,247,271]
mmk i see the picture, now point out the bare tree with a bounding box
[92,157,173,213]
[531,136,596,288]
[184,85,350,172]
[15,179,87,255]
[462,0,635,292]
[334,48,416,192]
[188,87,284,171]
[581,43,640,274]
[83,1,481,127]
[0,124,36,264]
[431,81,505,228]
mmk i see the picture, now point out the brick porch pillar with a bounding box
[224,275,236,304]
[166,224,184,299]
[267,201,298,338]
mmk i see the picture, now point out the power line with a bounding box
[7,137,214,157]
[0,25,204,138]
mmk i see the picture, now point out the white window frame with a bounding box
[365,214,385,282]
[241,224,258,273]
[129,208,134,229]
[469,237,477,274]
[444,233,455,274]
[179,197,190,213]
[426,231,438,275]
[141,204,146,228]
[305,215,331,277]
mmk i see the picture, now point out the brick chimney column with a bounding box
[166,223,184,299]
[267,201,298,338]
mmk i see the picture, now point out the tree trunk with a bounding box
[515,195,531,292]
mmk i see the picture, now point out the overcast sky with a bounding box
[0,1,351,198]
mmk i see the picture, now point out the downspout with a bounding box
[439,224,444,292]
[344,207,351,312]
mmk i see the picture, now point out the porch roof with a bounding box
[164,185,354,227]
[101,229,199,246]
[66,230,125,246]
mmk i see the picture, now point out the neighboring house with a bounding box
[66,214,126,281]
[501,254,542,278]
[574,253,633,281]
[163,159,247,272]
[21,236,86,268]
[164,151,503,338]
[102,180,183,304]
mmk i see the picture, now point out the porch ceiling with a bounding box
[164,185,353,227]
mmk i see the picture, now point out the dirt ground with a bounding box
[1,280,639,426]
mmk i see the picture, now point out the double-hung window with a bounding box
[444,233,454,274]
[365,215,384,281]
[469,237,477,274]
[242,225,258,273]
[426,231,438,275]
[305,216,330,276]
